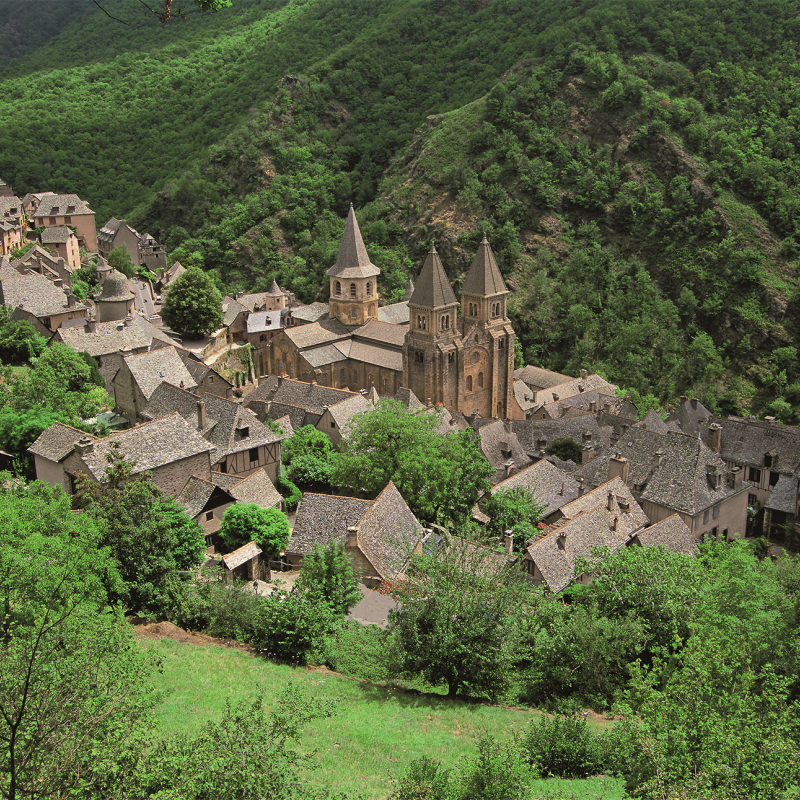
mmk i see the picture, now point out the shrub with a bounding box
[276,474,302,513]
[521,715,610,778]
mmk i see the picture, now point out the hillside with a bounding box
[2,0,800,416]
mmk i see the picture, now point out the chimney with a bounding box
[311,379,317,387]
[589,400,597,413]
[557,531,567,550]
[346,526,358,549]
[504,459,515,479]
[610,516,618,532]
[690,397,698,409]
[731,465,743,491]
[652,450,664,469]
[560,481,565,496]
[116,322,124,332]
[180,380,184,389]
[577,477,585,496]
[607,491,614,511]
[707,423,722,453]
[277,373,285,386]
[197,400,206,430]
[427,398,433,408]
[552,393,559,401]
[84,316,96,333]
[66,289,76,308]
[581,444,594,465]
[74,436,94,456]
[603,401,611,412]
[470,410,479,425]
[680,395,687,403]
[504,531,513,554]
[580,369,588,380]
[124,314,133,327]
[620,423,629,435]
[608,453,629,483]
[582,431,592,443]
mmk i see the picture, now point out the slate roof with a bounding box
[402,279,415,301]
[40,226,73,244]
[513,380,538,413]
[222,297,246,327]
[176,475,218,519]
[210,471,241,490]
[0,273,87,317]
[34,194,93,218]
[461,236,508,297]
[393,387,426,411]
[28,422,91,462]
[204,393,285,459]
[489,460,582,518]
[472,419,531,483]
[247,310,284,334]
[634,409,669,434]
[511,416,607,456]
[97,218,123,240]
[0,196,22,218]
[123,347,197,399]
[291,302,330,324]
[284,318,351,349]
[525,504,637,593]
[559,477,649,529]
[235,292,269,313]
[228,469,282,509]
[766,474,798,513]
[78,413,215,479]
[408,247,457,309]
[222,541,262,571]
[301,344,349,368]
[326,205,380,279]
[175,349,230,389]
[635,515,697,555]
[288,493,373,556]
[533,374,617,407]
[263,403,308,431]
[327,394,372,432]
[666,397,713,437]
[245,378,358,418]
[377,301,410,325]
[54,313,179,357]
[141,381,203,422]
[353,319,408,348]
[97,270,135,302]
[352,482,424,580]
[699,416,800,474]
[346,340,403,372]
[162,261,186,286]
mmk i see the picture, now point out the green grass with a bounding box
[141,637,627,799]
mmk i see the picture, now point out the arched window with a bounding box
[441,314,449,330]
[350,283,356,297]
[371,304,377,317]
[319,374,328,386]
[383,378,389,394]
[478,372,484,388]
[353,370,359,384]
[276,358,283,375]
[466,375,473,392]
[335,281,341,295]
[366,282,372,297]
[368,374,373,385]
[288,362,294,378]
[340,368,346,386]
[350,306,358,318]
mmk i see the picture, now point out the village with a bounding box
[1,178,798,598]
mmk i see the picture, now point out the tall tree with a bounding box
[161,266,224,339]
[219,504,290,580]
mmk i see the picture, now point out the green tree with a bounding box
[334,400,492,529]
[219,504,290,579]
[107,244,135,278]
[0,319,46,363]
[484,487,546,552]
[282,424,333,464]
[161,266,224,339]
[297,538,362,615]
[545,437,583,463]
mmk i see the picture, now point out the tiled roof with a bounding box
[175,349,229,389]
[766,474,798,513]
[97,270,135,303]
[0,196,22,218]
[273,414,294,438]
[408,247,457,309]
[353,319,408,348]
[28,422,91,462]
[635,515,697,555]
[245,378,357,417]
[461,236,507,297]
[55,313,177,357]
[700,415,800,474]
[345,340,403,372]
[0,273,87,317]
[229,469,282,508]
[97,218,123,239]
[511,416,607,455]
[377,302,410,325]
[328,395,372,431]
[489,460,582,517]
[301,344,349,368]
[40,226,73,244]
[263,403,308,431]
[526,504,636,592]
[235,292,269,313]
[78,413,215,479]
[288,493,373,556]
[124,347,197,399]
[326,205,380,279]
[514,365,574,391]
[284,318,351,350]
[634,408,669,434]
[473,419,531,483]
[513,379,537,412]
[352,482,423,580]
[176,475,218,519]
[291,302,330,323]
[34,194,93,217]
[221,298,245,328]
[534,374,617,407]
[141,381,202,422]
[162,261,186,285]
[210,471,241,490]
[666,397,713,437]
[393,387,426,411]
[247,310,284,333]
[559,477,648,529]
[222,540,262,570]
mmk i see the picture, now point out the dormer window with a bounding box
[67,205,75,213]
[764,453,774,467]
[52,207,59,214]
[238,426,250,439]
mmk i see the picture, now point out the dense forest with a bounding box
[2,0,800,416]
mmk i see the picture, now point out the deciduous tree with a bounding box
[161,266,224,340]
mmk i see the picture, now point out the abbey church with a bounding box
[263,205,515,419]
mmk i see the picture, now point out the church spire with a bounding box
[326,204,380,279]
[408,246,457,310]
[461,235,508,297]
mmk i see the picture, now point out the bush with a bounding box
[276,474,302,513]
[205,581,261,642]
[521,715,610,778]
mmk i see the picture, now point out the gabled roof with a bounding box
[0,196,22,218]
[123,347,197,400]
[284,318,351,350]
[461,236,508,297]
[40,226,74,245]
[141,381,203,422]
[766,474,798,513]
[394,387,426,411]
[514,365,575,392]
[558,476,648,529]
[290,302,330,324]
[408,246,457,309]
[244,377,358,417]
[353,319,408,348]
[533,374,617,407]
[288,493,374,556]
[222,541,262,571]
[666,397,713,437]
[634,515,697,555]
[345,340,403,372]
[33,194,93,217]
[326,394,372,431]
[0,272,87,317]
[326,205,380,279]
[489,460,582,517]
[176,475,223,519]
[28,421,90,462]
[472,419,530,483]
[228,469,282,508]
[175,349,230,389]
[54,313,179,357]
[200,393,285,460]
[634,408,669,434]
[377,301,410,325]
[222,297,247,327]
[511,416,608,455]
[247,310,284,334]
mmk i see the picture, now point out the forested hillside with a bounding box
[2,0,800,415]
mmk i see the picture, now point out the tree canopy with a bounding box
[161,265,224,339]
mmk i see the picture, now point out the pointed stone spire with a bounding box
[408,246,457,309]
[462,235,508,297]
[267,278,282,296]
[326,204,380,279]
[402,278,415,302]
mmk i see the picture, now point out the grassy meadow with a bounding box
[141,636,627,800]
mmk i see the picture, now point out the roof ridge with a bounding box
[461,236,508,298]
[408,246,457,310]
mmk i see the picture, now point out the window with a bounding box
[703,508,709,525]
[353,370,359,384]
[249,447,259,463]
[350,283,356,297]
[48,217,56,225]
[478,371,484,388]
[770,470,780,487]
[206,511,214,521]
[64,216,71,224]
[330,420,336,429]
[764,453,773,467]
[336,281,341,295]
[709,526,719,538]
[492,303,500,317]
[448,352,455,364]
[209,376,213,383]
[319,374,328,386]
[466,375,473,392]
[694,515,700,529]
[749,467,762,483]
[219,461,227,474]
[383,378,388,393]
[41,317,50,329]
[417,315,427,330]
[340,368,346,386]
[712,503,720,519]
[288,362,294,378]
[366,282,372,297]
[260,334,267,342]
[350,307,357,319]
[498,339,504,349]
[415,351,423,363]
[748,493,758,507]
[441,315,449,330]
[276,358,283,374]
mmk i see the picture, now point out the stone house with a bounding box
[1,272,87,334]
[33,194,97,253]
[315,393,373,446]
[11,244,74,288]
[97,218,165,272]
[95,270,135,323]
[20,192,56,218]
[40,226,81,271]
[469,418,531,483]
[159,261,186,292]
[28,412,216,497]
[511,415,609,465]
[288,481,424,586]
[631,514,698,555]
[221,541,264,583]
